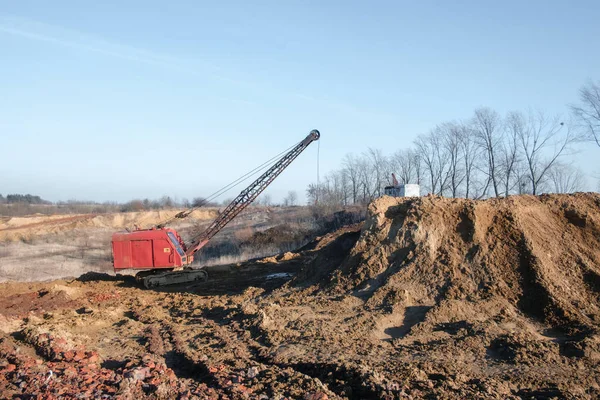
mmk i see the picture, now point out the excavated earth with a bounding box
[1,193,600,399]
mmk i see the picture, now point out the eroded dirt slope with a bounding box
[328,193,600,335]
[0,209,218,242]
[1,194,599,399]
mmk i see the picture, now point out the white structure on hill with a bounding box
[384,173,420,197]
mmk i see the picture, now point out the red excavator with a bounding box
[111,129,320,288]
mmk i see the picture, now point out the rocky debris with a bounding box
[304,391,328,400]
[0,335,214,399]
[247,366,259,379]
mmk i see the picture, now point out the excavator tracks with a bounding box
[139,269,208,288]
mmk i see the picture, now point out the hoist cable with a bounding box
[152,140,301,229]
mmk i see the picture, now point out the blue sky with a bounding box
[1,1,599,203]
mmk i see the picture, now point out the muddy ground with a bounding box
[1,194,600,399]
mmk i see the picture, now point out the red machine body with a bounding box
[112,228,189,271]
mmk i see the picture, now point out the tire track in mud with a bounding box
[189,301,386,399]
[127,294,344,398]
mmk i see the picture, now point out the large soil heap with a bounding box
[330,193,600,336]
[1,193,599,399]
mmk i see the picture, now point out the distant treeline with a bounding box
[0,194,51,205]
[0,194,220,208]
[0,194,233,217]
[119,196,221,212]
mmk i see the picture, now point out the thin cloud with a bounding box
[0,16,236,80]
[0,16,393,119]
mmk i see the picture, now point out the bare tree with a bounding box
[472,108,503,197]
[357,155,375,202]
[160,196,174,208]
[328,174,340,204]
[515,170,531,195]
[306,184,319,205]
[571,80,600,147]
[309,170,351,206]
[593,171,600,193]
[415,129,449,195]
[391,149,418,184]
[366,148,388,197]
[518,111,576,195]
[382,153,395,188]
[548,163,585,193]
[283,190,298,206]
[339,169,352,205]
[342,154,360,204]
[459,124,479,198]
[414,134,436,194]
[501,112,524,196]
[258,193,272,206]
[442,122,465,197]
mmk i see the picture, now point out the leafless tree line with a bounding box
[308,104,594,205]
[572,80,600,148]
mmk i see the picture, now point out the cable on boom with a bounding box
[153,140,302,229]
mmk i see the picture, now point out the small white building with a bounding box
[384,183,420,197]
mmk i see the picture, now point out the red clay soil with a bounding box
[1,193,599,399]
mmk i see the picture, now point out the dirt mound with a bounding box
[320,193,600,337]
